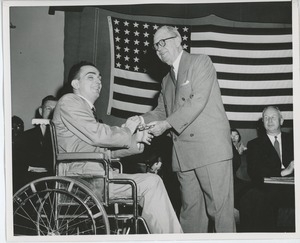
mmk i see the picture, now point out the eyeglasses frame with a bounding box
[153,36,177,50]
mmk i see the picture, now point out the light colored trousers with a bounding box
[177,159,236,233]
[59,163,182,234]
[110,172,183,234]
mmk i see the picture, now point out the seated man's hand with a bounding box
[124,115,141,134]
[281,161,294,177]
[134,129,154,145]
[148,120,171,137]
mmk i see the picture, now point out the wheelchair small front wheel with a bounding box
[13,176,110,235]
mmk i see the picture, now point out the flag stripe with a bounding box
[191,48,292,58]
[113,92,157,106]
[210,56,292,65]
[222,95,292,105]
[114,68,158,83]
[192,25,291,35]
[217,72,292,81]
[114,77,160,90]
[112,100,153,113]
[218,80,292,89]
[220,88,292,97]
[191,32,292,43]
[214,63,292,74]
[114,83,159,98]
[111,107,142,118]
[224,104,293,113]
[192,40,292,50]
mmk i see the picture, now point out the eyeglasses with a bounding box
[153,36,177,50]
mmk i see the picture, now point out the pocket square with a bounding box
[181,80,190,86]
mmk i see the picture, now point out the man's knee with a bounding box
[140,173,164,191]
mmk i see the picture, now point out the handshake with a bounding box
[122,115,154,145]
[122,115,172,145]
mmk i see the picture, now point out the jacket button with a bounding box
[190,94,194,99]
[174,137,177,141]
[182,97,185,101]
[190,133,194,137]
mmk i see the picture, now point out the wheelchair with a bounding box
[13,119,150,235]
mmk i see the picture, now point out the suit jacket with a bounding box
[143,51,232,172]
[13,125,53,191]
[247,132,294,185]
[52,93,143,176]
[18,126,53,170]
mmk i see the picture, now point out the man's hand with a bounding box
[281,161,294,177]
[124,115,141,134]
[134,129,154,145]
[147,120,171,137]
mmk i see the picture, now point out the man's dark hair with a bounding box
[12,116,24,126]
[67,61,96,84]
[41,95,57,106]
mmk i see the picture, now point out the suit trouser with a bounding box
[177,159,236,233]
[110,172,183,234]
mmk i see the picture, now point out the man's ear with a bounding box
[280,117,284,126]
[175,36,182,47]
[71,79,79,90]
[38,107,43,117]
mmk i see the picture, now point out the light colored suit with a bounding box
[143,51,235,232]
[52,93,182,233]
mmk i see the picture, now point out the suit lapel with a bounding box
[281,133,292,168]
[262,134,282,167]
[174,51,189,103]
[177,51,189,87]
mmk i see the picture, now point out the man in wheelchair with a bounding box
[52,61,182,234]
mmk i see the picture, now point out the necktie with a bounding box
[274,136,281,160]
[170,66,176,83]
[92,107,103,123]
[92,107,98,120]
[40,124,46,136]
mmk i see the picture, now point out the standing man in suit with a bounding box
[240,106,294,232]
[52,61,182,234]
[133,26,235,233]
[13,95,57,193]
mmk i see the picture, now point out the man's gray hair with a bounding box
[262,106,282,118]
[157,25,182,43]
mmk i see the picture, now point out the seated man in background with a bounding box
[13,96,57,193]
[52,61,182,234]
[239,106,294,232]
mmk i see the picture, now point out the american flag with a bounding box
[107,15,292,128]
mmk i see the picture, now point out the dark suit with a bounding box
[143,51,235,232]
[13,126,53,193]
[247,132,294,185]
[239,132,294,232]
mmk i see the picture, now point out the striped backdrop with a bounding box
[107,14,292,128]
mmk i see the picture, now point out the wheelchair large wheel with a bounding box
[13,176,110,235]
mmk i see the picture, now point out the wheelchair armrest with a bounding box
[56,152,110,175]
[57,152,106,161]
[110,158,123,173]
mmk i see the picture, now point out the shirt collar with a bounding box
[77,94,95,109]
[172,50,183,75]
[267,132,282,142]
